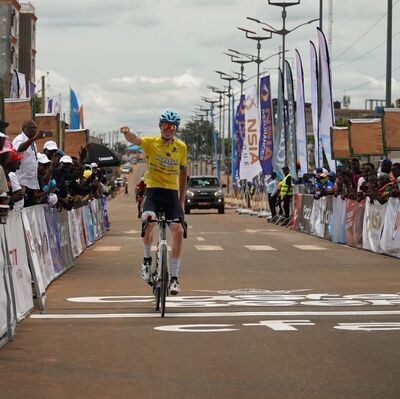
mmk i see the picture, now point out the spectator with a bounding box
[280,165,293,222]
[325,171,336,195]
[378,172,395,202]
[33,153,57,206]
[43,140,59,166]
[349,158,362,193]
[0,120,10,196]
[12,120,40,206]
[5,150,24,210]
[0,136,12,196]
[379,159,392,176]
[53,155,74,209]
[266,171,278,219]
[390,163,400,197]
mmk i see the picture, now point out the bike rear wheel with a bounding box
[160,245,169,317]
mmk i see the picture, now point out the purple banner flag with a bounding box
[235,94,246,181]
[259,76,273,176]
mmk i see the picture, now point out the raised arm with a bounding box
[120,126,142,146]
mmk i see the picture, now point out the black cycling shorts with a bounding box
[142,188,183,220]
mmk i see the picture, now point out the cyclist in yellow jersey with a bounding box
[120,111,187,295]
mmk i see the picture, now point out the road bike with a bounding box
[141,213,187,317]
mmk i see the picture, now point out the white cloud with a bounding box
[34,0,400,137]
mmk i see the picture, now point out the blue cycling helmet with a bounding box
[159,111,181,127]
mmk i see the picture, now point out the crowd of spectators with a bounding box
[0,118,111,224]
[233,157,400,225]
[299,158,400,204]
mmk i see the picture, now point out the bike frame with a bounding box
[141,214,187,317]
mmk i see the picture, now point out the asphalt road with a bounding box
[1,170,400,398]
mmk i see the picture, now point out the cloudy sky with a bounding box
[34,0,399,139]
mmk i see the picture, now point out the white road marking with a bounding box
[244,245,277,251]
[124,230,140,234]
[196,237,206,242]
[195,245,224,251]
[293,245,327,251]
[30,310,400,320]
[93,246,121,252]
[154,324,239,333]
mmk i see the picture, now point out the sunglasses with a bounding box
[162,123,177,132]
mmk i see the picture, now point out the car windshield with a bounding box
[189,178,219,188]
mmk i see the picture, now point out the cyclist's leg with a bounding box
[163,189,184,294]
[140,189,157,282]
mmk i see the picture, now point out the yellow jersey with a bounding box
[140,136,187,190]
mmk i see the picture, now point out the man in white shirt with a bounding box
[12,120,41,206]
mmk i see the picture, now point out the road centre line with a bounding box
[30,310,400,320]
[196,237,206,242]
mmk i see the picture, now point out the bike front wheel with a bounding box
[159,245,169,317]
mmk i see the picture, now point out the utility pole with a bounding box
[41,75,46,113]
[386,0,393,107]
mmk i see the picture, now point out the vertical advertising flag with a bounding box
[69,88,80,129]
[259,76,274,176]
[53,93,62,114]
[317,28,336,172]
[239,85,262,181]
[272,69,286,174]
[235,94,246,181]
[79,106,85,129]
[310,41,323,169]
[295,50,309,177]
[231,95,237,184]
[47,98,53,114]
[285,61,297,176]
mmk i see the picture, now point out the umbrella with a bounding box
[127,144,143,153]
[86,143,121,167]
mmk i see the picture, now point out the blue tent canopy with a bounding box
[127,144,143,152]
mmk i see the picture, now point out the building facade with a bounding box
[0,0,36,98]
[19,1,36,93]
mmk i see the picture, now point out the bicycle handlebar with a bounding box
[141,217,188,239]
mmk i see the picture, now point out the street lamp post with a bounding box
[237,27,272,101]
[224,52,252,96]
[386,0,393,107]
[216,71,236,193]
[247,7,318,162]
[202,97,219,175]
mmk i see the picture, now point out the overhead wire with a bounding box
[333,0,400,62]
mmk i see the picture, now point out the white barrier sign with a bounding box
[21,210,47,304]
[380,198,400,258]
[363,197,387,253]
[0,228,9,340]
[4,212,34,321]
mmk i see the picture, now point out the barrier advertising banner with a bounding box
[362,198,387,253]
[89,200,101,241]
[272,70,286,173]
[5,212,35,320]
[33,205,56,287]
[44,207,64,275]
[296,194,314,234]
[331,197,347,244]
[68,209,83,258]
[75,208,88,251]
[102,196,111,231]
[346,199,365,248]
[0,229,10,342]
[380,198,400,258]
[56,209,74,269]
[82,206,95,246]
[20,207,48,309]
[310,197,331,238]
